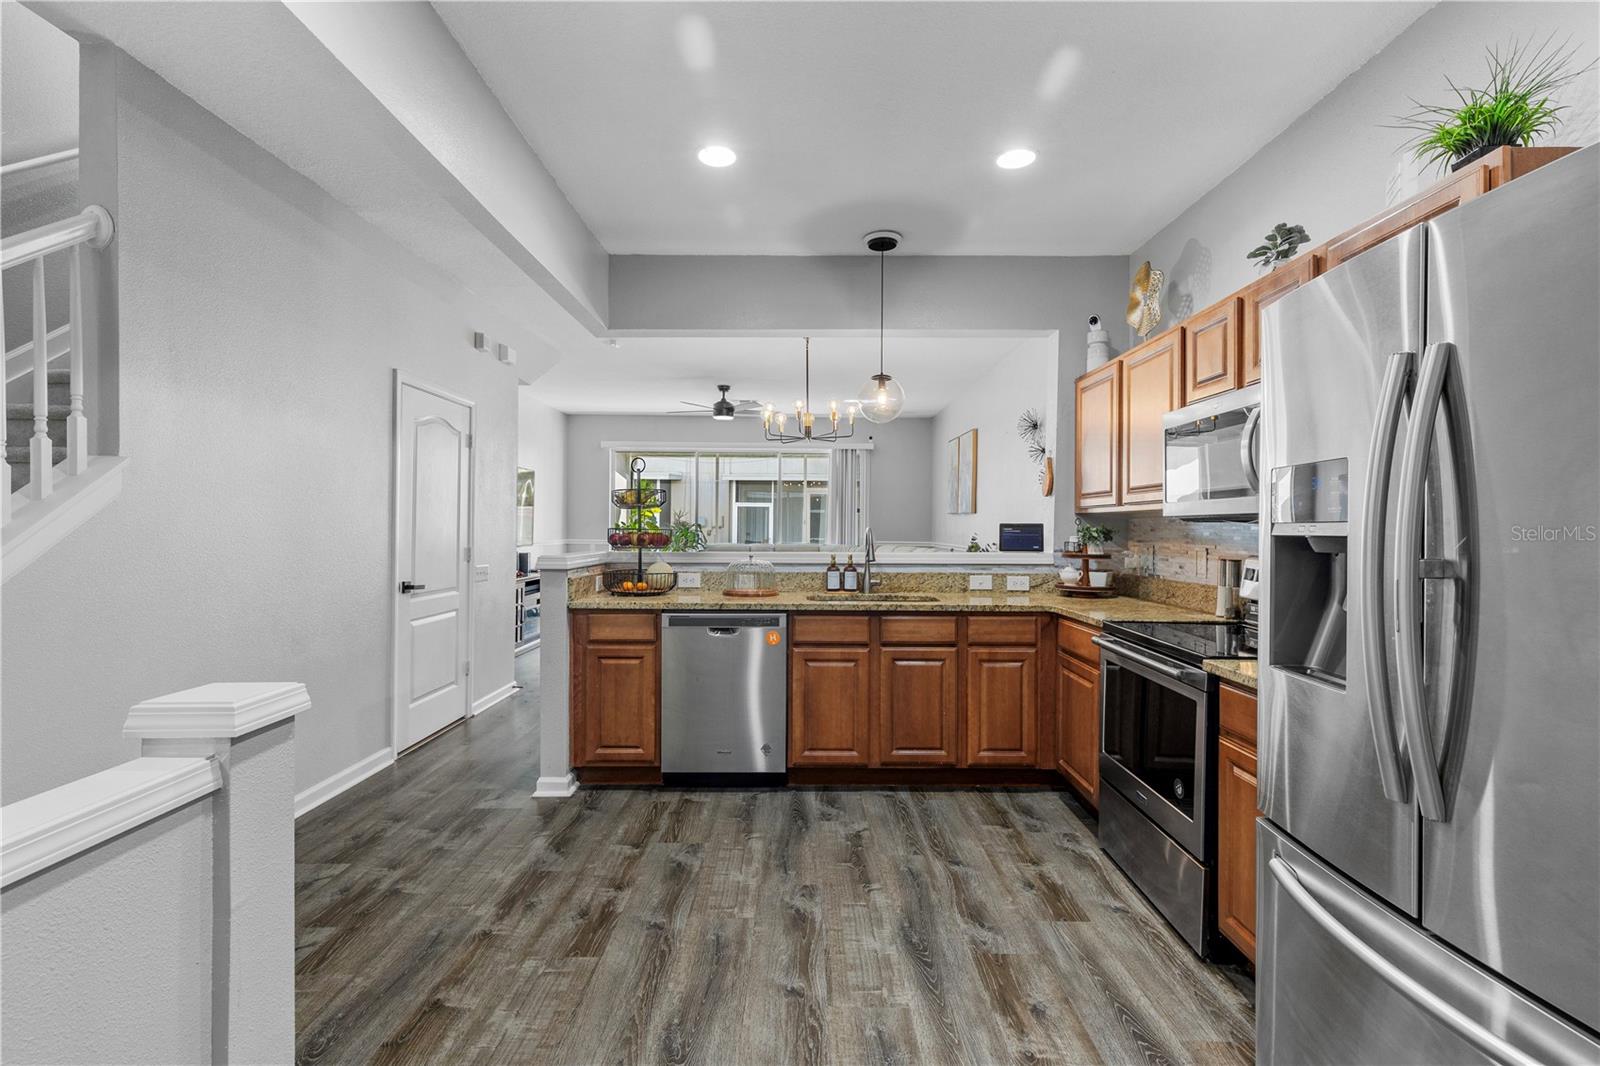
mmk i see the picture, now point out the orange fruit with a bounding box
[621,580,635,591]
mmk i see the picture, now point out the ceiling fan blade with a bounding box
[679,400,713,409]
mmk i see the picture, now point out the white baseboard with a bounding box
[471,682,517,717]
[295,746,394,818]
[533,773,577,798]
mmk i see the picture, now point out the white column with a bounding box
[29,257,52,500]
[535,554,598,798]
[125,682,309,1066]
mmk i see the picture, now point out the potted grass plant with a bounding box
[1393,36,1594,174]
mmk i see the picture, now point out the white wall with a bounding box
[517,389,568,546]
[561,413,936,544]
[1129,1,1600,328]
[930,335,1058,548]
[0,3,78,165]
[0,51,527,803]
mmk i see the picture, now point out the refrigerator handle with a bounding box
[1268,856,1541,1066]
[1360,350,1413,804]
[1393,342,1455,822]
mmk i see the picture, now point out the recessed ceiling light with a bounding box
[996,148,1037,170]
[697,145,737,167]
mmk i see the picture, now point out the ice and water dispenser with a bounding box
[1269,458,1349,686]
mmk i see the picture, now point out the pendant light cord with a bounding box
[878,249,886,376]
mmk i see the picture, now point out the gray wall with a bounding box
[0,51,528,803]
[1129,1,1600,328]
[608,254,1131,541]
[517,389,568,547]
[1,799,216,1064]
[561,413,936,544]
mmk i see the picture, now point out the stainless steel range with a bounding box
[1094,619,1252,957]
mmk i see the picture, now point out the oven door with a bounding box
[1162,384,1261,519]
[1096,636,1212,857]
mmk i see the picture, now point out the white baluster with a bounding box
[30,257,53,500]
[66,244,87,475]
[1,275,9,525]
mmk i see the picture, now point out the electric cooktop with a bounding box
[1100,619,1255,666]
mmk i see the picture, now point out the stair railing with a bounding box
[0,205,114,523]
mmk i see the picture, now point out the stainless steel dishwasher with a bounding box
[661,613,787,775]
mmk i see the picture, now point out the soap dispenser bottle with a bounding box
[825,554,842,591]
[842,554,859,592]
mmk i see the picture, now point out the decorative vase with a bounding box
[1086,314,1113,370]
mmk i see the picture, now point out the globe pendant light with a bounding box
[858,230,906,424]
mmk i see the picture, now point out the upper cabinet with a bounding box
[1183,297,1241,401]
[1119,327,1184,507]
[1241,256,1316,385]
[1074,360,1121,511]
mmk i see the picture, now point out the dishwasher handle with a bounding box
[663,613,785,630]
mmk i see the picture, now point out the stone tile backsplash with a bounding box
[1112,514,1259,585]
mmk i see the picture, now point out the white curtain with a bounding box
[826,447,871,546]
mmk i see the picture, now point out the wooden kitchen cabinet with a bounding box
[790,645,872,766]
[1119,327,1185,506]
[1075,360,1121,510]
[1326,164,1489,269]
[1055,651,1100,804]
[875,645,959,766]
[964,645,1039,766]
[1184,297,1242,401]
[1216,682,1260,962]
[1242,255,1316,385]
[571,613,660,766]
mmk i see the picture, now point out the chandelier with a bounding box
[762,337,857,443]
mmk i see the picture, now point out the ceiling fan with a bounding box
[673,384,765,420]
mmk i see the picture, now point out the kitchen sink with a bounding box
[803,593,942,603]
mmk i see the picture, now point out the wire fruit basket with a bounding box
[603,564,676,596]
[607,457,677,596]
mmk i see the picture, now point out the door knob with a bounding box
[399,581,427,593]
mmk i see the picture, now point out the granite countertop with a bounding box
[568,587,1222,627]
[1204,658,1258,690]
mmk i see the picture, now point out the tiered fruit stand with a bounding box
[604,457,677,596]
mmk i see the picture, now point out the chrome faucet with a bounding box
[863,527,876,594]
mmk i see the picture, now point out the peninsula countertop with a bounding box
[568,587,1222,628]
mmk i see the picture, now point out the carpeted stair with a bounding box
[6,369,70,494]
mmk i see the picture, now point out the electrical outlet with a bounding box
[968,574,993,591]
[474,564,490,583]
[680,571,702,589]
[1006,575,1031,592]
[594,575,603,592]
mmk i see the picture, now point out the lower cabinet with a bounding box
[1055,650,1100,804]
[1216,683,1260,962]
[964,646,1039,766]
[789,646,872,766]
[876,646,959,766]
[574,639,660,766]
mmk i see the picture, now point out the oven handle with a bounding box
[1093,636,1208,689]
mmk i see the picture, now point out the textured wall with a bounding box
[517,389,568,547]
[1,799,216,1064]
[0,52,526,803]
[1127,2,1600,333]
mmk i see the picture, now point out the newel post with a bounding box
[125,683,308,1066]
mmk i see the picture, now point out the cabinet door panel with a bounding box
[1055,651,1100,805]
[1184,297,1242,401]
[1218,734,1260,961]
[790,646,871,766]
[579,642,659,765]
[1242,257,1314,386]
[964,647,1038,766]
[1119,328,1184,506]
[876,646,958,766]
[1075,362,1121,509]
[1326,164,1488,269]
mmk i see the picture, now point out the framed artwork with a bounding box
[947,429,978,514]
[516,468,536,546]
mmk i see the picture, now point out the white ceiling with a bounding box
[529,334,1050,417]
[437,1,1429,256]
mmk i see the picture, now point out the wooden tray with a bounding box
[1057,583,1118,599]
[722,587,782,598]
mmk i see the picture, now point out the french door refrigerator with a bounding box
[1255,145,1600,1065]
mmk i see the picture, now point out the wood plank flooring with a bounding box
[295,652,1254,1065]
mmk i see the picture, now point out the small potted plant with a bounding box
[1247,223,1311,273]
[1075,519,1113,552]
[1393,36,1594,173]
[667,514,708,552]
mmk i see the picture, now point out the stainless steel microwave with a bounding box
[1161,383,1261,519]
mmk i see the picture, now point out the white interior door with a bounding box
[394,379,473,751]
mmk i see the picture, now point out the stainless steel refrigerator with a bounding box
[1255,145,1600,1065]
